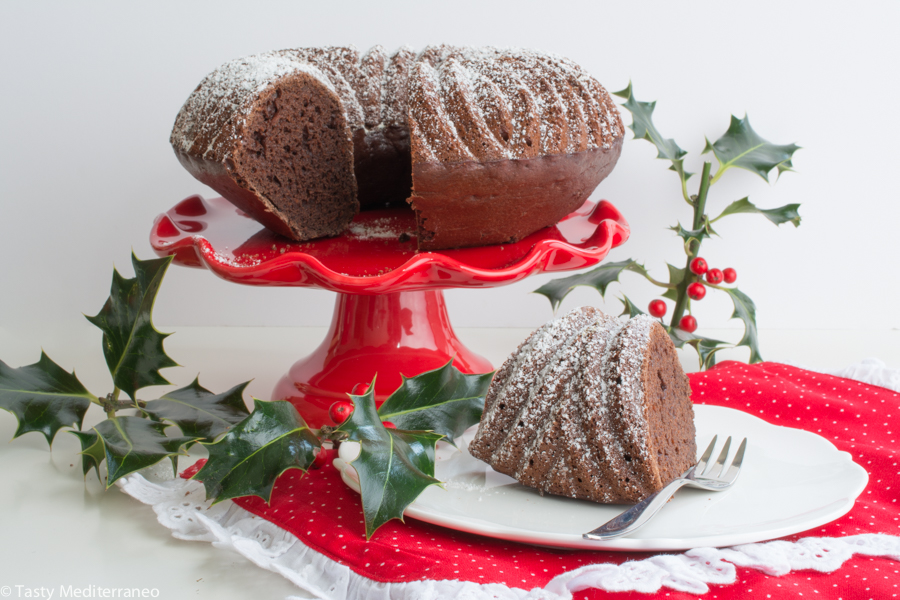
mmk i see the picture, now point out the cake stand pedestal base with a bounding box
[271,290,493,428]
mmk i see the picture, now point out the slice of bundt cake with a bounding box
[468,307,696,504]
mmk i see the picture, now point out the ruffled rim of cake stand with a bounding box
[149,195,630,294]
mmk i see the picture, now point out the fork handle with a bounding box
[582,478,690,541]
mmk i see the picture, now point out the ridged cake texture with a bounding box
[407,46,622,163]
[468,307,696,504]
[171,46,623,250]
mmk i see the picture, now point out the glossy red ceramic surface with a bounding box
[150,195,630,427]
[150,195,630,293]
[271,290,494,428]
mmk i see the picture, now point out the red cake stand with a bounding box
[150,195,629,428]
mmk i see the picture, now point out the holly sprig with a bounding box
[0,253,246,485]
[190,361,489,537]
[0,254,492,539]
[536,84,801,369]
[328,363,493,539]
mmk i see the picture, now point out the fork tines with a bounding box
[695,435,747,484]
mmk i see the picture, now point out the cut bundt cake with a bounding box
[468,307,696,504]
[170,46,623,250]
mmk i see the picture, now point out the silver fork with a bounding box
[583,435,747,541]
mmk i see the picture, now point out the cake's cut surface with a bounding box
[171,46,623,250]
[468,307,696,504]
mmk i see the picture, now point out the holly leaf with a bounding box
[691,337,728,370]
[614,82,692,184]
[661,263,685,302]
[70,430,105,479]
[712,197,802,227]
[142,378,250,443]
[670,329,730,370]
[85,254,178,400]
[704,115,800,182]
[619,294,646,319]
[533,260,647,312]
[377,361,492,447]
[0,352,97,446]
[721,287,763,363]
[195,400,319,504]
[670,221,717,245]
[93,416,197,487]
[339,386,443,539]
[669,221,718,257]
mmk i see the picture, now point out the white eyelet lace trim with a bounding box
[116,359,900,598]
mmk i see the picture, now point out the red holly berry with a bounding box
[382,421,397,429]
[690,257,708,275]
[328,400,354,425]
[648,299,667,318]
[706,268,724,285]
[352,383,370,395]
[687,282,706,300]
[679,315,698,333]
[723,268,737,284]
[310,448,331,470]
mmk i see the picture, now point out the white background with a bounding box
[1,0,898,354]
[0,4,898,597]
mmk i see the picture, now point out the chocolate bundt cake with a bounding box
[170,46,623,250]
[468,307,696,504]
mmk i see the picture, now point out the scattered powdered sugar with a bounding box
[442,480,488,493]
[347,218,402,240]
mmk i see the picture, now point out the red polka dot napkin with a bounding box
[194,362,900,598]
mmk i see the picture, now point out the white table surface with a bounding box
[1,325,898,599]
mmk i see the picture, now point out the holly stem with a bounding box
[641,271,677,289]
[670,161,712,328]
[99,389,144,415]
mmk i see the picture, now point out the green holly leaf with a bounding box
[377,362,492,447]
[670,329,730,370]
[195,400,319,504]
[712,197,802,228]
[0,352,97,446]
[619,294,646,318]
[692,337,728,370]
[614,83,692,184]
[661,263,685,302]
[533,260,647,312]
[339,386,443,539]
[669,221,718,256]
[721,287,763,363]
[670,222,716,244]
[70,430,105,479]
[704,115,800,182]
[85,254,178,400]
[142,378,250,443]
[93,416,197,487]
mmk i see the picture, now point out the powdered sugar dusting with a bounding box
[407,46,623,164]
[469,307,598,471]
[171,51,334,159]
[172,45,622,168]
[347,218,401,240]
[471,308,691,505]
